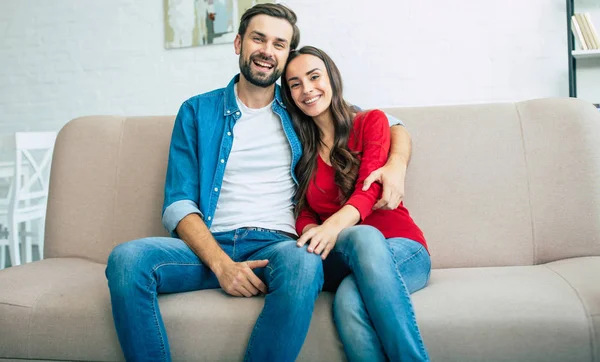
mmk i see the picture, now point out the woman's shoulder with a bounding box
[353,109,388,128]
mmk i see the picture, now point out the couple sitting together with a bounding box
[105,3,431,362]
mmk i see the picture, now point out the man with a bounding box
[106,3,412,362]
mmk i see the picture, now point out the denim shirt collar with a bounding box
[223,74,286,117]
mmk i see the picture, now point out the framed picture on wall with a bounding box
[164,0,277,49]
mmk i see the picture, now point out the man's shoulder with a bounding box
[183,87,227,108]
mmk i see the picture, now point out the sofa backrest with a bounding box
[44,98,600,269]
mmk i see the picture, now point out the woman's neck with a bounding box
[313,111,335,148]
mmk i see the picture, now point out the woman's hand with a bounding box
[297,222,343,260]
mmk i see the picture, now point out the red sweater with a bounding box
[295,110,428,250]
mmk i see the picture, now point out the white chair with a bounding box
[0,161,15,269]
[0,132,57,268]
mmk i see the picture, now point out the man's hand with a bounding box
[213,260,269,297]
[363,162,407,210]
[297,223,342,260]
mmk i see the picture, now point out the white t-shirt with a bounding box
[210,86,296,234]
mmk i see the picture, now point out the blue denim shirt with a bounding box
[162,74,303,235]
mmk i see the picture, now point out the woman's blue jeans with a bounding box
[324,225,431,362]
[105,228,324,362]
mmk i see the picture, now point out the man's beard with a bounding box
[239,51,282,88]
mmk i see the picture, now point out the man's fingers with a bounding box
[225,288,243,297]
[239,285,254,298]
[373,184,393,210]
[388,194,402,210]
[244,261,268,294]
[362,173,378,191]
[382,187,403,210]
[373,198,387,210]
[246,271,268,294]
[246,259,269,269]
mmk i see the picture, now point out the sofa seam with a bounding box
[544,264,597,361]
[26,286,47,359]
[0,301,33,308]
[514,103,537,265]
[110,117,127,250]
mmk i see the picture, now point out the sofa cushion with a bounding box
[545,256,600,360]
[413,257,597,362]
[0,258,342,361]
[1,256,597,361]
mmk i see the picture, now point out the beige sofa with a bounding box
[0,97,599,362]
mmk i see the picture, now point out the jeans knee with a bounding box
[274,245,324,295]
[335,225,388,262]
[106,240,151,292]
[293,250,323,285]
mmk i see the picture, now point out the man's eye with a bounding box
[253,37,262,42]
[275,43,285,49]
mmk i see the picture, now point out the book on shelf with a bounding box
[576,13,594,49]
[585,13,600,49]
[572,15,588,50]
[572,12,600,50]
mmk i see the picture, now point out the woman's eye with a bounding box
[311,75,319,80]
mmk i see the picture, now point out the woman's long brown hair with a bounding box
[281,46,360,217]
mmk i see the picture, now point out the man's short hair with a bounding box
[238,3,300,50]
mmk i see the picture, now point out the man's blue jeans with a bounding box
[105,228,324,362]
[324,225,431,362]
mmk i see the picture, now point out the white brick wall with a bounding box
[0,0,572,134]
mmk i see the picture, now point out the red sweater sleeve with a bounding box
[345,110,391,220]
[295,204,321,235]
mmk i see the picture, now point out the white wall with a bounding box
[0,0,571,134]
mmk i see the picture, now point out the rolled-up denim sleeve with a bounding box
[386,112,405,127]
[162,200,202,235]
[162,101,202,236]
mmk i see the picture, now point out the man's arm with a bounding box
[389,124,412,167]
[362,121,412,210]
[176,214,268,297]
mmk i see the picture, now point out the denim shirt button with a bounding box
[226,110,230,114]
[207,216,212,220]
[214,187,218,192]
[235,111,240,116]
[220,159,225,163]
[227,132,231,136]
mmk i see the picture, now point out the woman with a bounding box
[281,46,431,362]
